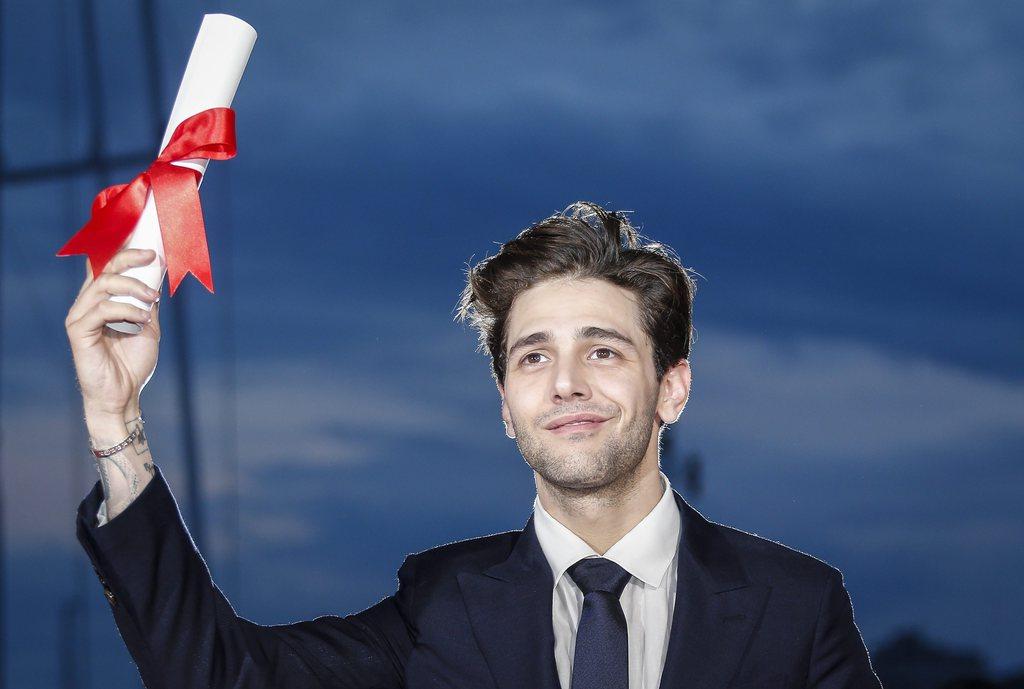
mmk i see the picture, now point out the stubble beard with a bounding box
[511,394,660,496]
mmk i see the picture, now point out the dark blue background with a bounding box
[1,1,1021,687]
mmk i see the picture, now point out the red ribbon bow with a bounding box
[56,107,237,295]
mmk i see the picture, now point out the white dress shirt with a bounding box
[532,471,682,689]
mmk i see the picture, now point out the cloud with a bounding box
[242,513,317,545]
[211,0,1023,189]
[836,515,1024,554]
[685,326,1024,466]
[10,1,1021,191]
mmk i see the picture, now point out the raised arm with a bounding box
[65,247,417,688]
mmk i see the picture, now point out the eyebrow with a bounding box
[506,325,639,360]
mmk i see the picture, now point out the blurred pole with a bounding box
[57,600,78,689]
[0,0,8,684]
[80,0,109,183]
[63,0,117,682]
[661,430,704,502]
[59,1,89,686]
[682,451,704,502]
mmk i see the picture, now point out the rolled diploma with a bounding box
[108,13,257,334]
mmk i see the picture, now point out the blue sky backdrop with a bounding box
[1,1,1022,687]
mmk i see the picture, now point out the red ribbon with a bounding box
[56,107,237,295]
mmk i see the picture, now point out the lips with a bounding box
[545,413,611,430]
[548,418,608,435]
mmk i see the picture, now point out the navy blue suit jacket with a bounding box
[77,467,883,688]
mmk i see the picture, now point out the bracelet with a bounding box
[90,415,145,459]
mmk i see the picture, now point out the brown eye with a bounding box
[591,348,617,360]
[522,352,545,365]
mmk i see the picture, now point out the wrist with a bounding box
[85,408,142,447]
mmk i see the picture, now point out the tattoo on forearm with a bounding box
[94,447,140,505]
[92,417,155,503]
[95,450,118,501]
[131,419,151,457]
[131,419,156,476]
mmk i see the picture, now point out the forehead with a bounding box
[505,277,643,345]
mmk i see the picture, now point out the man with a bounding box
[66,201,883,688]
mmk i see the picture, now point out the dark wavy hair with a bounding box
[454,201,699,388]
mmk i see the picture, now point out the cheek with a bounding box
[605,374,655,413]
[506,374,544,400]
[503,385,535,420]
[591,380,631,411]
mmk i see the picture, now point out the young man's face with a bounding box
[497,277,690,492]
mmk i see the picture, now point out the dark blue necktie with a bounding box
[567,557,634,689]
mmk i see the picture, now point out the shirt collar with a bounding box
[532,470,681,590]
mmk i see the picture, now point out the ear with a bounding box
[655,358,691,426]
[496,380,515,438]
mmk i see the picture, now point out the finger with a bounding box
[77,248,156,296]
[70,276,159,328]
[67,299,152,338]
[102,248,157,275]
[68,273,159,324]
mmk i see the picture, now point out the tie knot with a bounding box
[566,557,633,597]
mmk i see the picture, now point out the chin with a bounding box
[535,455,623,490]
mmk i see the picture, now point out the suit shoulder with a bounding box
[708,517,841,585]
[406,528,520,576]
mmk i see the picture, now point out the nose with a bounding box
[550,354,592,403]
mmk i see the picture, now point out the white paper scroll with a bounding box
[108,13,257,334]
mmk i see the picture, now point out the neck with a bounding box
[535,454,664,555]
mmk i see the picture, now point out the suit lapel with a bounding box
[457,490,770,689]
[457,515,561,689]
[657,490,771,689]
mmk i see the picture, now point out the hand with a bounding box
[65,248,162,425]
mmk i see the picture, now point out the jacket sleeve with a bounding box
[805,566,884,689]
[76,466,417,689]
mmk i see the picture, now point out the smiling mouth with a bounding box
[548,419,607,434]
